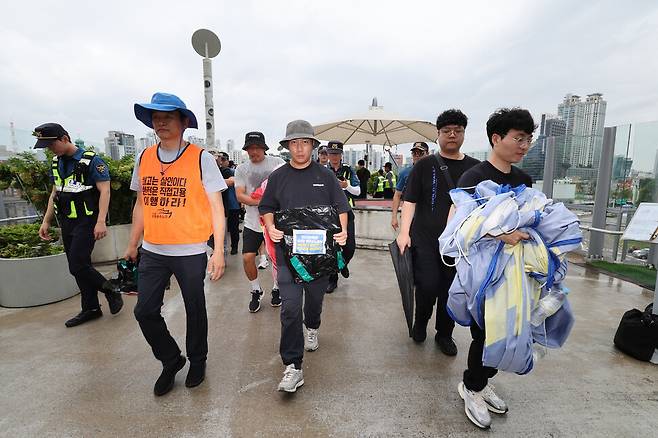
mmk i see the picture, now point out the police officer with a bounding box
[383,162,396,199]
[325,140,359,293]
[35,123,123,327]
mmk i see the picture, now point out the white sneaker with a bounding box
[304,327,319,352]
[458,382,491,429]
[257,255,269,270]
[481,384,508,414]
[278,364,304,392]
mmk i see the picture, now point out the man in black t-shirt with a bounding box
[454,108,536,430]
[355,160,370,199]
[259,120,349,394]
[396,109,479,355]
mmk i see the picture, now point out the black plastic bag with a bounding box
[614,303,658,361]
[274,205,344,284]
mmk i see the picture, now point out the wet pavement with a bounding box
[1,250,657,437]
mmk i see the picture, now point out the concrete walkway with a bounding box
[1,250,656,437]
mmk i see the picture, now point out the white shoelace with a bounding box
[307,330,317,344]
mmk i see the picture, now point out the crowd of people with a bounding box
[34,90,540,429]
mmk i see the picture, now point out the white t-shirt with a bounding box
[234,155,285,232]
[130,144,227,256]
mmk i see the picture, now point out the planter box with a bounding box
[353,206,396,251]
[91,224,133,264]
[0,252,79,308]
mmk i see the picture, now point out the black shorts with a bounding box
[242,227,264,254]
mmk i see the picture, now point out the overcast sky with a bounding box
[2,0,658,155]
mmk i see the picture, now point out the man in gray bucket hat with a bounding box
[259,120,350,393]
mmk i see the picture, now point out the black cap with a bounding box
[242,131,269,151]
[410,141,429,152]
[33,123,69,149]
[326,140,344,154]
[318,145,328,155]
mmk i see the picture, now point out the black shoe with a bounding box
[249,290,263,313]
[65,309,103,327]
[230,248,238,255]
[154,356,186,396]
[271,288,282,307]
[326,274,338,294]
[340,265,350,278]
[104,291,124,315]
[436,335,458,356]
[185,362,206,388]
[411,321,427,343]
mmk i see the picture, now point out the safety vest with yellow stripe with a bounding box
[331,164,357,207]
[52,150,99,219]
[383,171,397,189]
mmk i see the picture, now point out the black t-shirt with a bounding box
[404,153,480,243]
[356,167,370,198]
[457,160,533,192]
[258,161,351,216]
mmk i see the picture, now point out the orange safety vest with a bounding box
[139,143,211,244]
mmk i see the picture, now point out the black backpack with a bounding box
[613,303,658,361]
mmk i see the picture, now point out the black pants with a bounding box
[411,243,455,338]
[60,216,107,311]
[134,249,208,366]
[383,188,394,199]
[276,245,328,369]
[343,210,356,265]
[463,322,498,391]
[227,209,240,252]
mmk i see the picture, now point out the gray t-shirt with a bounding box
[234,155,285,232]
[131,145,227,256]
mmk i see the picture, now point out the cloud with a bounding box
[2,0,658,158]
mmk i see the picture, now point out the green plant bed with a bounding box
[0,223,63,258]
[588,260,656,289]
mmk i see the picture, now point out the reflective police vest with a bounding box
[332,164,356,207]
[52,150,100,219]
[383,172,397,189]
[376,176,385,193]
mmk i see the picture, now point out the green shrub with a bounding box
[0,150,135,226]
[0,223,63,259]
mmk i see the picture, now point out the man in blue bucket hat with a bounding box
[125,92,227,396]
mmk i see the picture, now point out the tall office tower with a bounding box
[558,93,606,169]
[104,131,136,160]
[226,139,235,154]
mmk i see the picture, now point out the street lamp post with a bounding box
[191,29,221,149]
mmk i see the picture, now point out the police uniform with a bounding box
[33,123,122,327]
[325,141,357,292]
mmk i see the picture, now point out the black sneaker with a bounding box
[326,273,338,294]
[411,321,427,343]
[65,309,103,327]
[271,288,282,307]
[340,266,350,278]
[154,355,186,396]
[230,248,238,255]
[249,290,263,313]
[104,291,124,315]
[436,335,458,356]
[185,362,206,388]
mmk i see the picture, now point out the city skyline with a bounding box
[2,1,658,157]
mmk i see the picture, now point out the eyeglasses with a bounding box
[439,128,465,136]
[509,135,533,146]
[411,150,426,156]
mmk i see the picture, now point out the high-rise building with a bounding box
[557,93,606,169]
[226,139,235,154]
[104,131,136,160]
[187,135,206,148]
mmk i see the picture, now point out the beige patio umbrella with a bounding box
[313,98,437,168]
[313,98,437,146]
